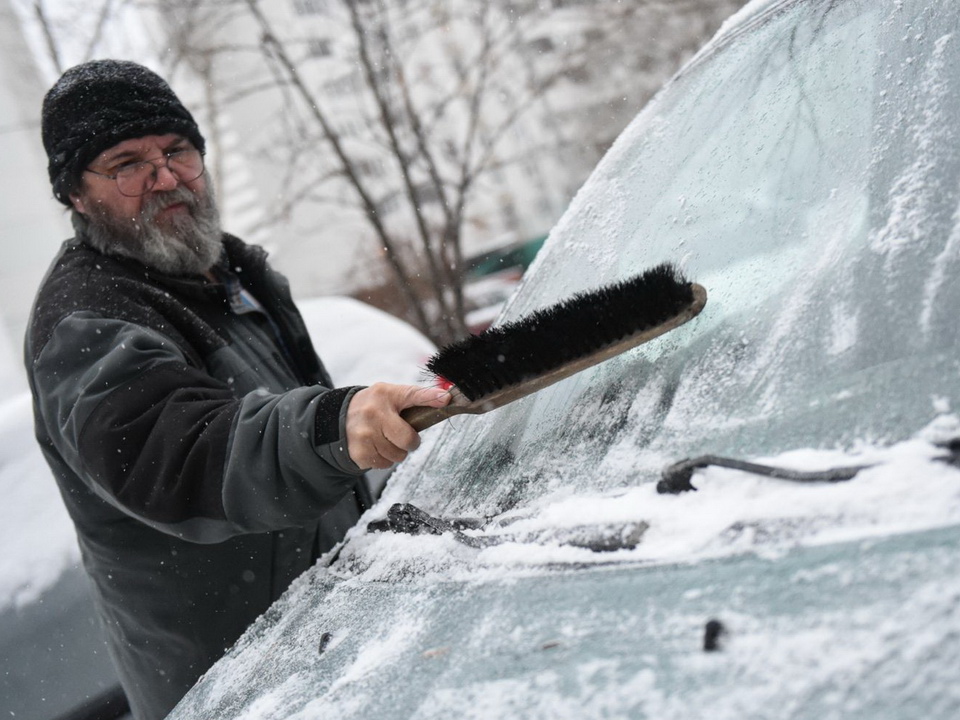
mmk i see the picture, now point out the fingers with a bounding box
[345,383,449,470]
[399,385,451,410]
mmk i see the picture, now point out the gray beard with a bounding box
[73,184,223,276]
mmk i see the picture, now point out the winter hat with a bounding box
[42,59,206,205]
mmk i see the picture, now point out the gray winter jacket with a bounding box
[25,233,371,720]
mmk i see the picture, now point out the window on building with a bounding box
[529,37,555,54]
[292,0,329,16]
[414,184,441,206]
[353,159,384,177]
[565,65,591,84]
[307,38,332,57]
[584,28,605,43]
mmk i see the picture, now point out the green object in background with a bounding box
[465,235,547,279]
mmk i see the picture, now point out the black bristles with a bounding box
[428,263,695,400]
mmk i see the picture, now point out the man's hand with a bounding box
[345,383,450,470]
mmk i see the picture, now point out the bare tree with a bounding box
[26,0,129,73]
[156,0,588,345]
[25,0,748,346]
[32,0,63,72]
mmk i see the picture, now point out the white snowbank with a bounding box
[296,296,435,387]
[0,392,78,609]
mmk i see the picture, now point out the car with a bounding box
[169,0,960,717]
[463,236,547,333]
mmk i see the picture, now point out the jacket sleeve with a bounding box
[32,310,365,543]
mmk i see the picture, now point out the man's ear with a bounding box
[69,191,87,215]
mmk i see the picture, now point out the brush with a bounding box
[401,262,707,431]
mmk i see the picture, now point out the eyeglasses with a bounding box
[84,147,205,197]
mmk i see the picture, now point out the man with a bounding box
[25,59,448,719]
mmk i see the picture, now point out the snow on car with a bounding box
[170,1,960,718]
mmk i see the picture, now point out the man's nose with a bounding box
[151,162,180,192]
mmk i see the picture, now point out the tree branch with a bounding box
[241,0,434,337]
[32,0,62,74]
[346,0,457,338]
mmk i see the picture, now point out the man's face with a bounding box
[69,133,223,276]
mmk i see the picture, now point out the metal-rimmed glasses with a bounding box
[84,147,205,197]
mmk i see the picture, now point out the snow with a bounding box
[164,404,960,720]
[869,31,956,262]
[332,416,960,585]
[294,296,435,387]
[170,424,960,719]
[0,393,76,609]
[707,0,785,47]
[326,615,424,695]
[0,295,435,611]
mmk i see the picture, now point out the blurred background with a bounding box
[1,0,747,354]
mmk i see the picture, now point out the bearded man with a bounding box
[25,59,448,720]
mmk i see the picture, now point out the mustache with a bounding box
[140,185,199,219]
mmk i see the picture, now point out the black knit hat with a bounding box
[42,59,206,206]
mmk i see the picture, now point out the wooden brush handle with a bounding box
[400,388,484,431]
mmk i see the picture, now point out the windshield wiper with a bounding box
[368,503,647,552]
[657,455,869,494]
[367,503,494,549]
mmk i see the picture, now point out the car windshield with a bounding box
[393,0,960,518]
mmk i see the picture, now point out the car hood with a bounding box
[171,520,960,719]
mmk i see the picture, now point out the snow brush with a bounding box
[401,262,707,431]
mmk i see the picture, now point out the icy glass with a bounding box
[395,0,960,517]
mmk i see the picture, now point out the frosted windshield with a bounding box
[395,0,960,518]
